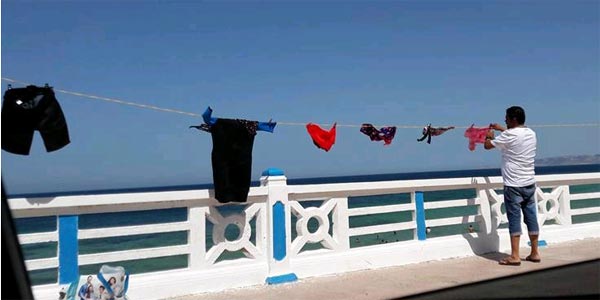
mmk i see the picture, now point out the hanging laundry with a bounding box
[417,124,455,144]
[306,123,336,152]
[464,124,491,151]
[202,106,276,132]
[1,85,70,155]
[191,119,258,203]
[190,110,276,203]
[360,123,397,146]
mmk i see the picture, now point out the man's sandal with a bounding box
[525,256,541,263]
[499,258,521,266]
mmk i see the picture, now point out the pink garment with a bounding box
[464,124,491,151]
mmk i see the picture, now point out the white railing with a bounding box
[8,170,600,300]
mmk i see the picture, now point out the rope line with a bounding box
[2,77,201,117]
[3,77,599,129]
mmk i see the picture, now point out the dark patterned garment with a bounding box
[417,124,455,144]
[360,123,397,146]
[191,119,258,136]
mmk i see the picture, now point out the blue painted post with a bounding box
[272,201,287,261]
[415,191,427,241]
[58,215,79,284]
[261,168,298,285]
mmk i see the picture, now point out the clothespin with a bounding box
[202,106,217,126]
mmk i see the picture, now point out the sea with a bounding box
[11,164,600,285]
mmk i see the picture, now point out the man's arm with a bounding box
[484,129,495,150]
[490,123,506,132]
[484,123,507,150]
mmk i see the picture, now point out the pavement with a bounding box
[170,238,600,300]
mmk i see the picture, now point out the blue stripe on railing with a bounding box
[58,215,79,284]
[266,273,298,285]
[262,168,285,176]
[415,191,427,241]
[529,240,547,247]
[273,201,286,261]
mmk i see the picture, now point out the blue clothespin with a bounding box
[203,106,217,126]
[258,118,277,133]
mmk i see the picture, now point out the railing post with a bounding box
[188,206,208,269]
[261,168,298,285]
[412,191,427,241]
[559,186,573,226]
[332,197,350,251]
[476,187,493,234]
[58,215,79,284]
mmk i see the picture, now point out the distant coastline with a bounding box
[536,154,600,166]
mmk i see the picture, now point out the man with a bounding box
[78,275,93,300]
[98,285,111,300]
[485,106,541,266]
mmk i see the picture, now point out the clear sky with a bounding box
[2,1,599,194]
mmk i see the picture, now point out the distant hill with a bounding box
[537,154,600,166]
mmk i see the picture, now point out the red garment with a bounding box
[306,123,336,152]
[464,124,490,151]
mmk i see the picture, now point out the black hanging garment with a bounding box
[199,119,258,203]
[191,107,276,203]
[2,85,70,155]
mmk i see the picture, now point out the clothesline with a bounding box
[2,77,599,129]
[2,77,199,117]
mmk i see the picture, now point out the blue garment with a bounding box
[504,184,539,236]
[202,107,276,133]
[78,283,90,300]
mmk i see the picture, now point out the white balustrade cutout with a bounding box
[290,199,340,255]
[487,188,509,229]
[205,204,266,264]
[486,185,573,230]
[536,186,571,226]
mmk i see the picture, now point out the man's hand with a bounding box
[484,129,495,150]
[490,123,506,132]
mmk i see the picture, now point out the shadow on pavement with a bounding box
[397,259,600,300]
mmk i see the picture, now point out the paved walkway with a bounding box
[171,238,600,300]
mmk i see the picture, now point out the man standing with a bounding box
[485,106,541,266]
[78,275,93,300]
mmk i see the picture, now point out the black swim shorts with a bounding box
[2,85,70,155]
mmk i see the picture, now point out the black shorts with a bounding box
[2,86,70,155]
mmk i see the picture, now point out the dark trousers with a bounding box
[210,119,255,203]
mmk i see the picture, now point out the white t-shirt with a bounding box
[491,127,537,187]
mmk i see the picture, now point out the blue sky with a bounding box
[2,1,599,193]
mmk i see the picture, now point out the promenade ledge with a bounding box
[170,238,600,300]
[8,170,600,300]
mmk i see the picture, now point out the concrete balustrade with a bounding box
[8,170,600,300]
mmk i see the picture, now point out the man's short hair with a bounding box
[506,106,526,124]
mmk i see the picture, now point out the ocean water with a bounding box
[12,164,600,285]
